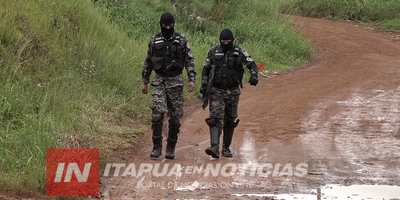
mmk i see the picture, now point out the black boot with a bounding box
[150,122,163,158]
[222,130,233,157]
[165,120,180,159]
[165,138,177,159]
[205,126,221,158]
[222,119,239,157]
[151,136,163,158]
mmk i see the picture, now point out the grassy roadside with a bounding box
[0,0,148,195]
[2,0,399,197]
[280,0,400,32]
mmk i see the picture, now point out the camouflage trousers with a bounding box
[209,86,241,128]
[150,74,184,120]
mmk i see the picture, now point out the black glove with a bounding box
[249,72,258,86]
[200,84,207,95]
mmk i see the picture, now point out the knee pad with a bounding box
[205,118,217,127]
[152,111,164,123]
[169,119,181,128]
[225,119,240,128]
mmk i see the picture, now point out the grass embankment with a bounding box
[281,0,400,32]
[1,0,148,195]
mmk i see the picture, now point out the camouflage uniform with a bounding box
[143,31,196,159]
[201,42,258,158]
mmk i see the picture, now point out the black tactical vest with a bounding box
[212,45,244,88]
[151,32,185,77]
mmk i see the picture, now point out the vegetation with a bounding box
[0,0,148,195]
[281,0,400,31]
[2,0,399,196]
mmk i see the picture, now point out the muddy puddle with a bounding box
[299,88,400,184]
[233,184,400,199]
[229,88,400,199]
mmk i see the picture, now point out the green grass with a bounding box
[0,0,147,195]
[381,19,400,33]
[0,0,315,196]
[281,0,400,30]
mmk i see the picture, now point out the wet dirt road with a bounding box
[100,16,400,199]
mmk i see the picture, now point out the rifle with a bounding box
[202,64,216,110]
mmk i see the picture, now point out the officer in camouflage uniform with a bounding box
[200,29,258,158]
[142,12,196,159]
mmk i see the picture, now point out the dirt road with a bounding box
[100,16,400,199]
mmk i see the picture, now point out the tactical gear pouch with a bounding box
[151,56,163,71]
[170,46,176,58]
[213,68,222,84]
[228,58,235,66]
[213,53,224,66]
[155,43,164,49]
[154,43,164,56]
[212,53,224,84]
[220,67,230,86]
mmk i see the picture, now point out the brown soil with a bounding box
[100,16,400,199]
